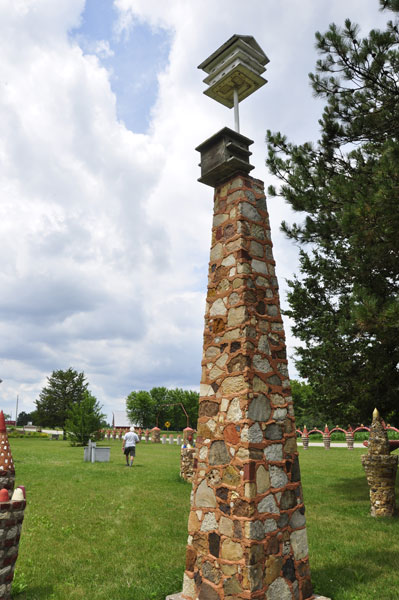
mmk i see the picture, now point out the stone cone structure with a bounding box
[152,427,161,443]
[361,408,398,517]
[181,175,313,600]
[0,411,27,600]
[0,412,15,496]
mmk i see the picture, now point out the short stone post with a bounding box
[180,447,196,482]
[151,427,161,443]
[345,426,354,450]
[323,425,330,450]
[176,435,182,445]
[361,408,398,517]
[302,425,309,450]
[161,434,167,444]
[145,429,150,443]
[183,427,194,446]
[168,434,174,444]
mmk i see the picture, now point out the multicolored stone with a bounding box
[361,408,398,517]
[181,175,313,599]
[0,411,26,600]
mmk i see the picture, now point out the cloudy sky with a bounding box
[0,0,389,423]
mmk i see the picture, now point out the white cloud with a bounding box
[0,0,389,421]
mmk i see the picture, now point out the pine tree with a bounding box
[65,391,105,446]
[35,368,88,437]
[266,1,399,425]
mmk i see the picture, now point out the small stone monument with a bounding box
[361,408,398,517]
[183,427,194,445]
[0,411,27,599]
[180,447,196,483]
[151,427,161,443]
[0,412,15,496]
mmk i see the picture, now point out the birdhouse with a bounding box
[198,34,269,109]
[196,127,254,187]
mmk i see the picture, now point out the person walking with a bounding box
[122,426,140,467]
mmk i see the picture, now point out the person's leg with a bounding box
[129,447,135,467]
[124,447,130,466]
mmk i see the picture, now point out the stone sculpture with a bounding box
[167,34,331,600]
[361,408,398,517]
[0,411,27,599]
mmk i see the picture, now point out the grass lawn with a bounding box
[8,439,399,600]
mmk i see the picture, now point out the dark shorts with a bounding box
[124,446,136,456]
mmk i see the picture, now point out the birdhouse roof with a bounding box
[198,34,269,73]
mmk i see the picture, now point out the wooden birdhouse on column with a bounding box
[198,34,269,132]
[196,35,269,187]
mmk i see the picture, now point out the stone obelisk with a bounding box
[167,35,330,600]
[181,131,313,600]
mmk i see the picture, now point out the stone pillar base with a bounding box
[180,448,196,482]
[166,593,332,600]
[361,453,398,517]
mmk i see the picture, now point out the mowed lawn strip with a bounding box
[9,439,399,600]
[11,439,190,600]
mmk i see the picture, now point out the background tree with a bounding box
[290,380,329,429]
[65,390,106,446]
[16,411,31,426]
[267,1,399,425]
[35,368,88,437]
[126,387,199,430]
[126,390,156,428]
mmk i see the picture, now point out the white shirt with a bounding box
[123,431,139,447]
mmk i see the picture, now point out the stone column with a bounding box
[345,427,354,450]
[0,412,26,600]
[361,408,398,517]
[0,413,15,496]
[180,128,314,600]
[152,427,161,443]
[181,448,196,483]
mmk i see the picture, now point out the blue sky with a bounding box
[71,0,171,133]
[0,0,390,423]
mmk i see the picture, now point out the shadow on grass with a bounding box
[312,547,399,599]
[329,475,370,502]
[12,584,54,599]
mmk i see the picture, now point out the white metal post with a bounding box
[233,88,240,133]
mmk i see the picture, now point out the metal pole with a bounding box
[233,88,240,133]
[15,395,19,426]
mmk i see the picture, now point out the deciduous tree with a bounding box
[126,387,199,429]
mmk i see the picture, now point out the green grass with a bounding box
[8,440,399,599]
[11,439,190,600]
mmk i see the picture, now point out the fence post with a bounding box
[302,425,309,450]
[346,426,354,450]
[323,424,331,449]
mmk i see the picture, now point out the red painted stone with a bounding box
[0,489,9,502]
[223,423,239,444]
[243,462,256,481]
